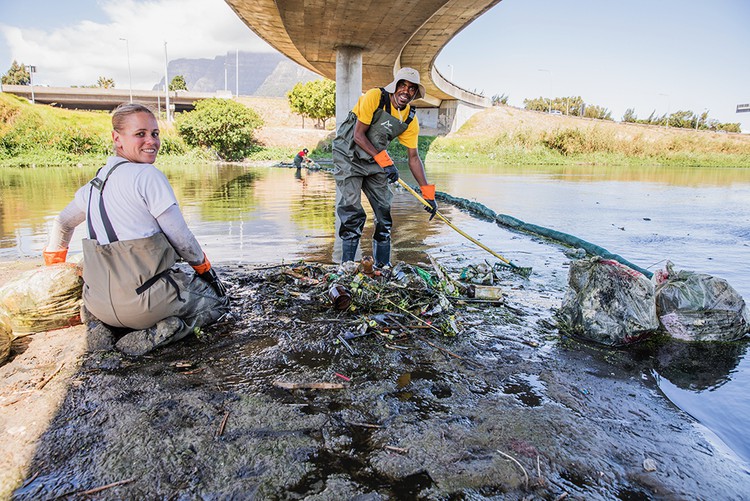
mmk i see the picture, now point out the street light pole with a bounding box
[538,69,551,113]
[25,65,36,104]
[658,93,670,128]
[119,38,133,103]
[235,49,239,97]
[696,108,708,131]
[164,41,171,122]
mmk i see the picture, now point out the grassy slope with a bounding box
[429,105,750,167]
[2,92,749,167]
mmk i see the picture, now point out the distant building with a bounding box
[737,103,750,113]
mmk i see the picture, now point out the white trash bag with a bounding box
[0,264,83,337]
[558,257,659,346]
[654,261,750,342]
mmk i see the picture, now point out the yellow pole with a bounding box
[397,179,531,275]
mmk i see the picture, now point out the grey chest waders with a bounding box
[333,89,416,264]
[81,162,184,329]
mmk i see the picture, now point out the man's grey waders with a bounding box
[332,89,415,266]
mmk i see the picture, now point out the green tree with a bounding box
[175,98,263,161]
[622,108,637,123]
[287,79,336,129]
[169,75,188,91]
[716,122,741,133]
[1,60,30,85]
[666,110,694,129]
[96,76,115,88]
[583,104,612,120]
[548,96,584,116]
[491,93,509,106]
[523,97,549,112]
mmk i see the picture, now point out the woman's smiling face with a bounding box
[112,111,160,164]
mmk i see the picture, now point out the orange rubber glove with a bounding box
[373,150,393,168]
[43,248,68,266]
[420,185,438,221]
[191,253,227,297]
[191,253,212,274]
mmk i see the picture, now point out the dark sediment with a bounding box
[12,262,750,500]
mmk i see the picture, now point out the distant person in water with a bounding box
[43,102,229,356]
[294,148,313,168]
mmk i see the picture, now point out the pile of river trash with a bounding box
[0,257,510,365]
[250,256,507,342]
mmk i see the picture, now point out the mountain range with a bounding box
[154,51,319,97]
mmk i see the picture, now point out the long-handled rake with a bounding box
[397,179,532,277]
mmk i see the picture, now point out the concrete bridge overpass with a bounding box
[0,84,229,114]
[225,0,502,134]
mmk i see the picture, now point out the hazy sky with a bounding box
[2,0,749,131]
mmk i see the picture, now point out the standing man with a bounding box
[332,67,438,267]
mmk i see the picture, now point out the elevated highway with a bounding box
[0,84,228,114]
[225,0,502,133]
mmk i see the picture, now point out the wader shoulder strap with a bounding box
[378,88,415,125]
[86,160,129,243]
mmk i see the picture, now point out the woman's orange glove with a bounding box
[191,253,227,297]
[43,248,68,266]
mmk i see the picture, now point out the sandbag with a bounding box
[654,262,750,342]
[558,257,658,346]
[0,309,11,365]
[0,264,83,336]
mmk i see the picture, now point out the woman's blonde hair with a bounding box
[112,103,156,132]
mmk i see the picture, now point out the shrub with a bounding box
[176,98,263,161]
[55,127,108,155]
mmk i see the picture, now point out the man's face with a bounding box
[392,80,419,109]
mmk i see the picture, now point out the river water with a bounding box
[1,160,749,463]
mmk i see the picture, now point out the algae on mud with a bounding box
[10,261,750,500]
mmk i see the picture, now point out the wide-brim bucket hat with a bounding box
[384,67,426,100]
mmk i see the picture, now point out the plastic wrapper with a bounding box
[654,261,750,342]
[558,257,658,346]
[0,264,83,337]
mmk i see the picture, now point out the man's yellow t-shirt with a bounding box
[352,88,420,149]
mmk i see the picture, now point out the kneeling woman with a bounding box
[44,103,229,356]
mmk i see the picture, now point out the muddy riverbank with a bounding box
[3,260,749,500]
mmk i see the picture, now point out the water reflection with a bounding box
[654,340,747,392]
[1,160,750,463]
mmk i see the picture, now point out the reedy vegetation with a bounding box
[426,107,750,167]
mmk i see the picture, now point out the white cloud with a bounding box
[1,0,272,89]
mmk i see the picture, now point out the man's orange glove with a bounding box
[374,150,398,183]
[420,185,438,220]
[43,248,68,266]
[191,253,227,297]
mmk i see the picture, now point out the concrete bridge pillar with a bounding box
[335,46,363,129]
[333,46,363,264]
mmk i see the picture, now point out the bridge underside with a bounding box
[225,0,502,132]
